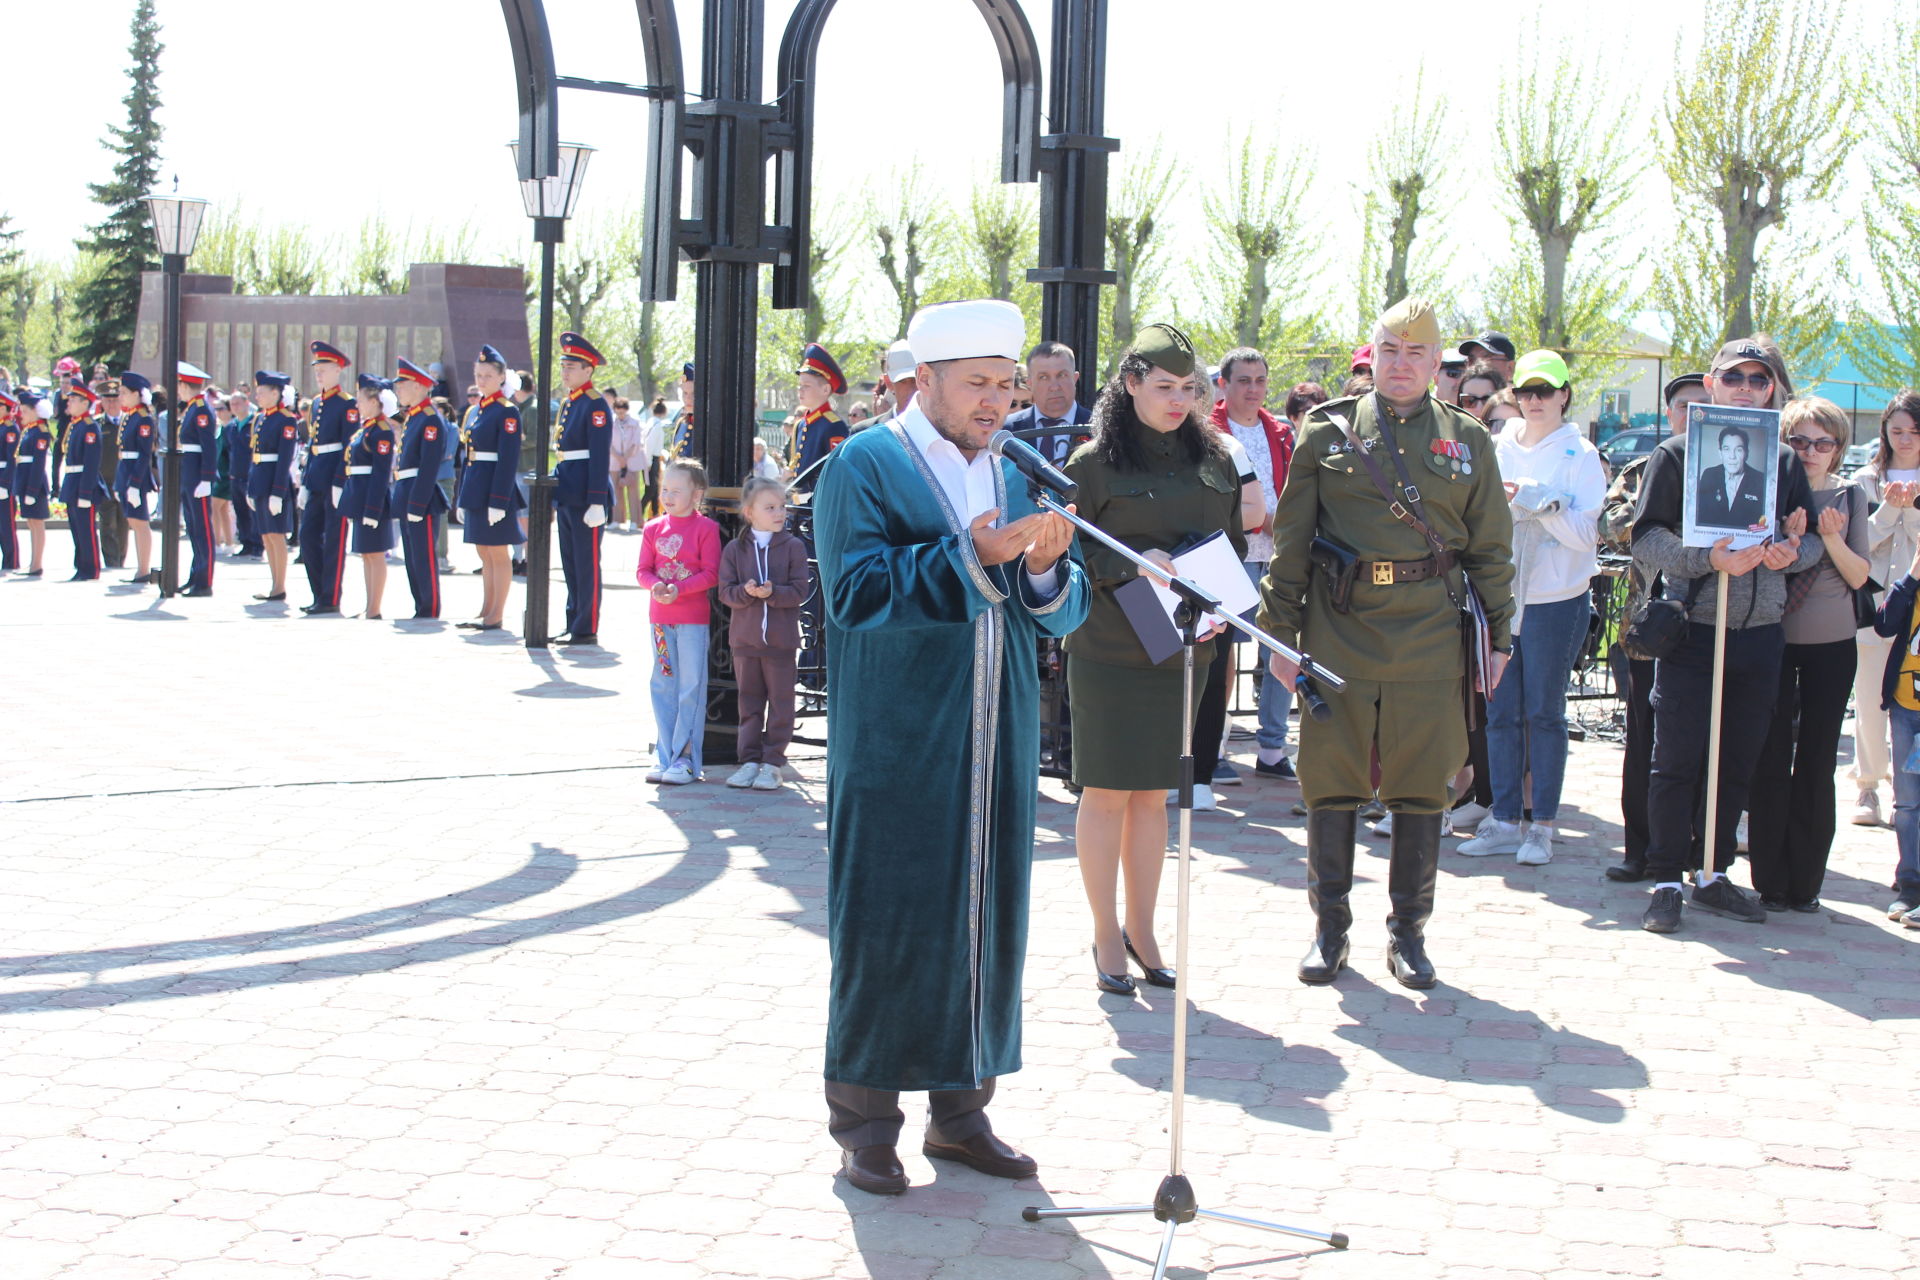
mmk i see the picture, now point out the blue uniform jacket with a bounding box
[222,417,253,491]
[14,426,50,500]
[178,400,218,494]
[793,406,848,478]
[116,412,158,492]
[57,416,106,506]
[340,418,396,524]
[392,403,450,519]
[246,408,299,506]
[457,393,525,514]
[552,385,611,510]
[302,387,357,494]
[0,418,18,491]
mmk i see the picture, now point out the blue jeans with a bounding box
[651,622,711,773]
[1890,703,1920,898]
[1241,560,1292,752]
[1487,589,1589,824]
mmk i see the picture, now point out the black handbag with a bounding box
[1855,578,1885,631]
[1623,573,1708,661]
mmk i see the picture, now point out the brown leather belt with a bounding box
[1364,551,1456,585]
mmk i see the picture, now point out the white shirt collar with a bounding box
[900,403,1000,523]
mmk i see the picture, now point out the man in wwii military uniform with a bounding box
[1260,298,1515,990]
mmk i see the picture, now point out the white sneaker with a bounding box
[1165,785,1218,811]
[1369,811,1393,838]
[1851,790,1883,827]
[1450,801,1490,831]
[1514,826,1553,865]
[726,762,760,788]
[752,763,783,791]
[1457,816,1523,857]
[659,761,696,786]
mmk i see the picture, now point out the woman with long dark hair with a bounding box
[1848,388,1920,827]
[1062,324,1244,997]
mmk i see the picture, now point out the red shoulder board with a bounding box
[347,408,360,424]
[592,411,607,427]
[284,424,296,439]
[425,425,438,440]
[377,439,391,454]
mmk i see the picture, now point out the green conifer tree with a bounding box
[72,0,164,371]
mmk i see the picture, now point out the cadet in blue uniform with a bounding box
[552,331,612,645]
[299,341,356,615]
[391,357,449,620]
[458,344,525,632]
[176,363,219,596]
[341,374,399,619]
[10,391,52,576]
[222,399,261,557]
[246,370,298,601]
[0,390,18,571]
[792,342,849,478]
[112,372,160,583]
[58,382,107,581]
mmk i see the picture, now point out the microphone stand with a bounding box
[1019,486,1350,1275]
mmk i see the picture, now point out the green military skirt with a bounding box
[1067,653,1212,791]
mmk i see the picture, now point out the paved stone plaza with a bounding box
[3,535,1917,1280]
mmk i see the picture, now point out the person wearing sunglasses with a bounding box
[1746,396,1871,914]
[1454,363,1507,426]
[1435,347,1467,405]
[1628,336,1820,935]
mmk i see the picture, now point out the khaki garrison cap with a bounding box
[1376,297,1442,347]
[1130,322,1197,377]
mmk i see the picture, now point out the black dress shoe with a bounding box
[1092,947,1135,996]
[840,1145,908,1195]
[65,573,92,582]
[1606,860,1650,883]
[181,586,212,597]
[1297,934,1349,984]
[1789,898,1821,914]
[252,591,286,601]
[478,623,505,632]
[455,620,484,629]
[1122,930,1175,988]
[364,612,383,620]
[561,633,598,646]
[512,561,527,576]
[303,604,341,616]
[923,1131,1037,1180]
[20,569,43,578]
[1386,937,1437,990]
[1760,895,1789,913]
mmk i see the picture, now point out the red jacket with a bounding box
[1210,400,1293,505]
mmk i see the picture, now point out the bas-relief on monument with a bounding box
[130,264,531,393]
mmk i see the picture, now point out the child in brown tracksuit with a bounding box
[718,476,812,790]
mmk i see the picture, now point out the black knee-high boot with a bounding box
[1386,811,1443,989]
[1299,808,1356,983]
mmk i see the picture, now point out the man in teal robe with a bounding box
[813,299,1091,1196]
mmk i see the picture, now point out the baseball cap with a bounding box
[1460,331,1517,362]
[1511,350,1570,389]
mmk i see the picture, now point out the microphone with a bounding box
[1294,672,1333,722]
[988,429,1077,502]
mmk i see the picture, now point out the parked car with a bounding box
[1842,443,1874,478]
[1598,427,1664,470]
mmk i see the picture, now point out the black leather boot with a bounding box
[1299,808,1356,984]
[1386,810,1443,990]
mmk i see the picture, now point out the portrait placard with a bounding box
[1683,403,1780,549]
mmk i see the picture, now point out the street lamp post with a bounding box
[143,193,208,600]
[508,141,593,648]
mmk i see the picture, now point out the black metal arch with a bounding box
[770,0,1044,310]
[501,0,562,182]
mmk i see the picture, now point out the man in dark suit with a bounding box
[1001,340,1091,464]
[1694,426,1768,530]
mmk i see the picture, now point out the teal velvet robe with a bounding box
[814,419,1091,1092]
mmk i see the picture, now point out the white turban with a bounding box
[907,299,1025,365]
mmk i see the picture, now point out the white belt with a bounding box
[394,468,419,479]
[469,450,499,461]
[558,450,590,461]
[252,452,276,463]
[180,444,203,453]
[346,465,372,475]
[313,442,344,454]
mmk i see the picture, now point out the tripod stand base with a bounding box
[1023,1174,1347,1278]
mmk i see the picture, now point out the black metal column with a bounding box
[523,229,560,648]
[158,253,185,598]
[1030,0,1115,376]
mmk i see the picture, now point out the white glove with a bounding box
[78,499,92,508]
[126,489,138,506]
[408,512,422,523]
[0,488,9,500]
[269,496,283,516]
[194,482,211,499]
[584,504,607,528]
[363,517,378,528]
[332,486,343,507]
[488,507,505,525]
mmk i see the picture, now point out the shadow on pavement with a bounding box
[1104,1001,1345,1134]
[837,1170,1121,1279]
[516,648,618,698]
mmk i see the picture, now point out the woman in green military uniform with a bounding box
[1063,324,1246,997]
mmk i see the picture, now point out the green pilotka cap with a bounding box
[1130,323,1196,377]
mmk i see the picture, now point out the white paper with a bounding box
[1149,530,1259,631]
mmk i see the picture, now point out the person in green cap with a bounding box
[1454,350,1606,867]
[1063,322,1245,997]
[1259,297,1515,990]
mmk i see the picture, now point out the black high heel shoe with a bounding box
[1122,930,1176,988]
[1092,946,1135,995]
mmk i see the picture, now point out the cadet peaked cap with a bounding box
[0,388,15,409]
[883,339,917,382]
[477,344,508,366]
[797,342,847,394]
[309,340,350,367]
[66,380,102,408]
[1375,298,1443,347]
[1460,330,1517,361]
[1511,350,1570,389]
[177,361,211,386]
[908,300,1025,365]
[394,358,435,389]
[682,361,695,380]
[254,369,292,389]
[559,332,604,367]
[1128,322,1197,378]
[357,373,395,393]
[119,371,153,394]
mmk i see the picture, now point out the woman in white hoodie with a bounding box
[1457,350,1606,866]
